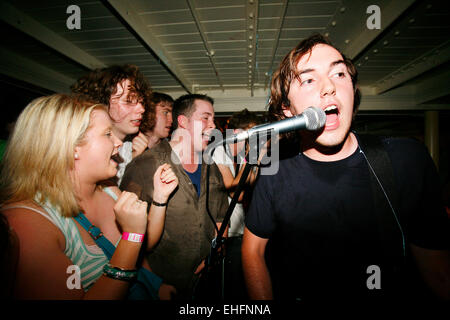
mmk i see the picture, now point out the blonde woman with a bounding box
[0,94,178,299]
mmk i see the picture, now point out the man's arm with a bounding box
[241,227,272,300]
[410,244,450,300]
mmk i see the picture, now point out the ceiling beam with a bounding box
[341,0,417,59]
[374,42,450,94]
[186,0,224,92]
[412,68,450,105]
[0,1,106,70]
[104,0,192,93]
[0,47,75,93]
[247,0,259,97]
[266,0,288,80]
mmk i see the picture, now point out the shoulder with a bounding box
[382,137,432,168]
[2,200,65,251]
[382,136,428,155]
[130,140,171,166]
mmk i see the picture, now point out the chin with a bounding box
[316,128,350,148]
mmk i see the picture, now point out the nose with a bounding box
[209,118,216,130]
[113,132,123,149]
[135,102,145,115]
[167,113,173,126]
[321,77,336,97]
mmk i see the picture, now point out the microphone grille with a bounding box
[304,106,326,130]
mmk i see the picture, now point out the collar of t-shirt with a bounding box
[184,164,201,197]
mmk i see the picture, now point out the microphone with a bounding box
[221,106,326,144]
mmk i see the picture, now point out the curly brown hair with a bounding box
[70,64,154,125]
[140,92,174,134]
[269,34,361,123]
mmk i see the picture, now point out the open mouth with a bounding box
[323,105,339,129]
[111,153,124,164]
[202,132,215,144]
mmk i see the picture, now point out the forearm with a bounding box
[83,240,142,300]
[146,204,167,250]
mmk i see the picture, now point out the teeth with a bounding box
[324,105,337,112]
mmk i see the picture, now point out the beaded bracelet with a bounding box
[102,263,137,282]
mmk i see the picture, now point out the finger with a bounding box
[160,166,174,178]
[154,164,166,178]
[162,173,177,183]
[115,191,133,207]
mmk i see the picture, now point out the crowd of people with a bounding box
[0,33,448,301]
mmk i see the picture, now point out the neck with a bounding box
[301,132,358,162]
[169,138,200,166]
[144,131,162,149]
[73,178,100,214]
[76,184,99,214]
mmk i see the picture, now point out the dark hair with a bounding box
[70,64,153,111]
[269,33,361,123]
[140,92,174,133]
[228,108,261,130]
[172,94,214,130]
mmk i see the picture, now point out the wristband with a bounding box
[122,232,144,243]
[152,200,168,207]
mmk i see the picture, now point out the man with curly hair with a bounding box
[71,64,153,182]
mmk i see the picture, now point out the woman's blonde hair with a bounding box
[0,94,107,217]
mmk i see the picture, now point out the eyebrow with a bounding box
[297,59,346,76]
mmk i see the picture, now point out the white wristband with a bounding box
[122,232,144,243]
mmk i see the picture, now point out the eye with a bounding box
[334,72,346,78]
[301,78,314,86]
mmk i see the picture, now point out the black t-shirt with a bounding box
[246,136,449,301]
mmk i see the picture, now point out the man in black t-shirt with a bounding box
[242,34,450,301]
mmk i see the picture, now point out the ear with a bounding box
[281,104,294,118]
[74,146,81,160]
[177,114,188,129]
